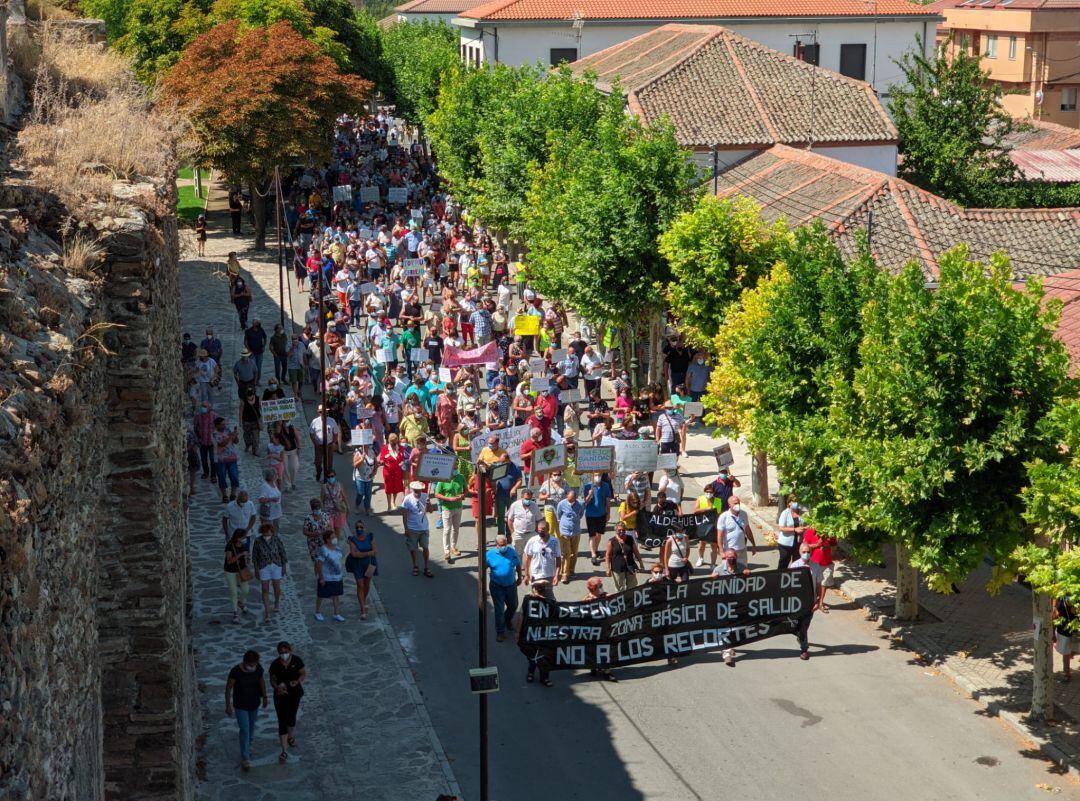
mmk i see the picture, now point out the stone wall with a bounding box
[0,179,196,801]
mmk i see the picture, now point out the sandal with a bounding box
[412,566,420,576]
[279,751,288,763]
[526,673,535,683]
[541,679,554,687]
[423,568,434,578]
[288,736,296,747]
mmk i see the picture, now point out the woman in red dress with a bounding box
[376,432,405,511]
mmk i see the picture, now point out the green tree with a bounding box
[162,20,372,248]
[380,19,459,124]
[659,194,788,352]
[523,108,697,330]
[889,36,1018,206]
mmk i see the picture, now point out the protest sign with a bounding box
[360,282,377,295]
[346,334,363,349]
[332,184,352,202]
[430,300,443,313]
[410,348,428,363]
[410,208,423,220]
[375,349,389,364]
[349,428,374,447]
[357,226,373,241]
[656,453,678,472]
[402,258,425,277]
[355,407,375,420]
[530,377,550,393]
[684,402,704,418]
[575,445,614,475]
[713,443,734,469]
[442,341,499,368]
[615,440,658,473]
[439,367,453,383]
[550,349,566,362]
[562,388,581,404]
[529,358,547,375]
[513,315,540,336]
[471,424,562,467]
[641,509,718,549]
[261,397,298,424]
[359,186,380,204]
[531,443,565,475]
[387,187,408,205]
[518,568,815,670]
[416,452,457,482]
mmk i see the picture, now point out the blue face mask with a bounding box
[327,477,337,484]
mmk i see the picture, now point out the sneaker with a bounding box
[447,554,454,564]
[799,651,809,661]
[314,612,325,621]
[725,655,735,667]
[695,557,704,567]
[333,614,346,622]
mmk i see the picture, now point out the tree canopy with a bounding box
[380,20,460,125]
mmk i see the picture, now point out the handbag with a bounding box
[237,550,254,583]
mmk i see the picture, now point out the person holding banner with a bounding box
[711,549,752,666]
[717,496,757,568]
[660,525,693,583]
[605,523,642,592]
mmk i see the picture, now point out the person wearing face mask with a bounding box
[777,494,806,568]
[401,481,435,577]
[606,522,643,591]
[523,521,562,601]
[505,488,541,556]
[268,641,306,763]
[583,473,613,567]
[225,649,268,771]
[485,534,522,642]
[660,525,692,583]
[320,470,349,537]
[345,521,378,618]
[194,401,217,481]
[252,523,288,624]
[315,530,346,622]
[716,495,757,568]
[555,489,586,583]
[789,544,823,660]
[685,351,711,401]
[711,548,752,666]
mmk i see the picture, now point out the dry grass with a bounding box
[40,29,135,96]
[62,234,104,276]
[26,0,79,20]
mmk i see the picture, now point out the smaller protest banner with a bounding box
[513,315,540,336]
[529,357,546,375]
[402,258,425,277]
[439,367,453,383]
[359,186,380,204]
[360,282,378,295]
[442,340,499,368]
[656,452,678,472]
[531,443,565,475]
[684,402,704,418]
[642,509,718,549]
[261,397,298,424]
[416,452,457,482]
[575,445,614,475]
[713,442,734,469]
[350,428,374,447]
[530,377,550,393]
[471,424,563,467]
[332,184,352,202]
[387,187,408,205]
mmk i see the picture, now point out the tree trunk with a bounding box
[1031,591,1055,723]
[250,179,269,251]
[894,542,919,621]
[646,310,665,387]
[751,451,769,507]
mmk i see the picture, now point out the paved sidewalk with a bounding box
[676,423,1080,776]
[182,198,459,801]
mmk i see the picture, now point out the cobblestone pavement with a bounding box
[181,203,459,801]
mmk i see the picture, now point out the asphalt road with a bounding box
[279,277,1076,801]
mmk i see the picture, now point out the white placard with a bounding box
[531,443,566,474]
[359,186,380,204]
[656,453,678,471]
[562,388,581,404]
[530,377,550,393]
[615,440,659,473]
[375,349,389,364]
[350,427,374,446]
[346,334,363,349]
[402,258,425,277]
[684,401,704,418]
[360,281,378,294]
[550,349,566,362]
[417,451,457,482]
[333,184,353,202]
[470,424,563,467]
[410,348,428,363]
[387,187,408,205]
[430,300,443,314]
[439,367,453,383]
[357,226,373,240]
[355,407,375,420]
[602,351,614,363]
[575,445,614,475]
[410,208,423,220]
[529,358,546,374]
[261,397,297,423]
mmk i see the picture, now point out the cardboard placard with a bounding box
[684,401,704,418]
[360,281,378,294]
[513,315,540,336]
[550,349,567,362]
[355,407,375,420]
[375,348,390,364]
[416,451,457,482]
[410,208,423,220]
[530,443,565,475]
[346,333,363,349]
[359,186,380,204]
[357,226,373,240]
[713,443,734,469]
[333,184,353,202]
[529,358,547,375]
[350,427,374,446]
[562,388,581,404]
[410,348,428,363]
[402,258,425,277]
[387,187,408,205]
[575,445,614,475]
[261,397,298,424]
[615,440,658,473]
[530,377,550,393]
[430,300,443,313]
[656,452,678,471]
[470,424,562,467]
[439,367,453,383]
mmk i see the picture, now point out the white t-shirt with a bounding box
[777,507,801,548]
[223,500,255,537]
[717,508,750,551]
[581,352,603,380]
[666,533,690,569]
[524,534,561,581]
[258,482,282,521]
[309,416,340,445]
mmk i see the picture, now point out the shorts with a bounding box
[404,528,430,551]
[288,368,304,385]
[259,564,283,581]
[820,563,835,587]
[585,516,606,536]
[317,579,343,598]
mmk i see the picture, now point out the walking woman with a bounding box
[269,641,306,763]
[661,525,693,583]
[252,523,287,624]
[352,444,376,515]
[277,419,301,491]
[377,432,405,511]
[320,469,349,537]
[315,530,346,622]
[240,387,262,454]
[231,277,253,329]
[225,649,267,771]
[224,528,252,623]
[346,520,378,619]
[195,214,207,257]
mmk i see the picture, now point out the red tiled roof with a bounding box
[1003,119,1080,152]
[1013,269,1080,369]
[460,0,937,21]
[568,25,897,148]
[935,0,1080,9]
[1010,149,1080,183]
[714,144,1080,279]
[396,0,491,13]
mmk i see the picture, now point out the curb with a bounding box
[838,578,1080,782]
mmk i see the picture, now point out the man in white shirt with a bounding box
[716,496,757,567]
[505,488,541,555]
[523,522,561,601]
[222,490,256,541]
[789,544,822,660]
[383,375,404,434]
[309,405,341,481]
[400,481,434,577]
[776,495,806,568]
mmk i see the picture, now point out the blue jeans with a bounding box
[354,479,373,512]
[235,707,259,761]
[252,350,264,382]
[216,460,240,492]
[489,581,519,634]
[273,354,288,382]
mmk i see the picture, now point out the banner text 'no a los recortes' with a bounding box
[518,568,815,670]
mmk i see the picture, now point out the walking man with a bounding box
[523,522,561,601]
[401,481,434,577]
[486,534,522,642]
[433,467,467,563]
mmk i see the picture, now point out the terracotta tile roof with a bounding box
[1002,119,1080,152]
[378,12,400,28]
[568,25,897,148]
[935,0,1080,9]
[714,144,1080,279]
[396,0,491,13]
[1020,268,1080,368]
[1010,150,1080,183]
[460,0,937,21]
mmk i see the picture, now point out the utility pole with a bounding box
[790,31,819,150]
[317,258,328,471]
[275,166,285,331]
[476,462,490,801]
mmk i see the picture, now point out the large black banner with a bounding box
[518,568,814,670]
[641,509,717,549]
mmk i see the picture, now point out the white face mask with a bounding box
[279,653,291,662]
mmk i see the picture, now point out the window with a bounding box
[985,34,997,58]
[1063,88,1078,112]
[550,48,578,66]
[960,33,971,53]
[793,42,820,66]
[1008,35,1017,60]
[839,43,867,80]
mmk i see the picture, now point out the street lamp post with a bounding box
[476,462,490,801]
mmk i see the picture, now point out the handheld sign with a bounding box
[417,451,457,482]
[346,333,363,349]
[439,367,454,383]
[656,452,678,472]
[402,258,425,277]
[713,443,735,469]
[360,281,378,295]
[349,427,374,447]
[562,388,581,404]
[530,377,550,393]
[332,184,353,202]
[359,186,380,204]
[410,208,423,220]
[261,397,297,424]
[684,401,704,418]
[575,445,614,475]
[615,440,658,473]
[531,443,566,475]
[529,357,546,375]
[387,187,408,205]
[513,315,540,336]
[410,348,428,363]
